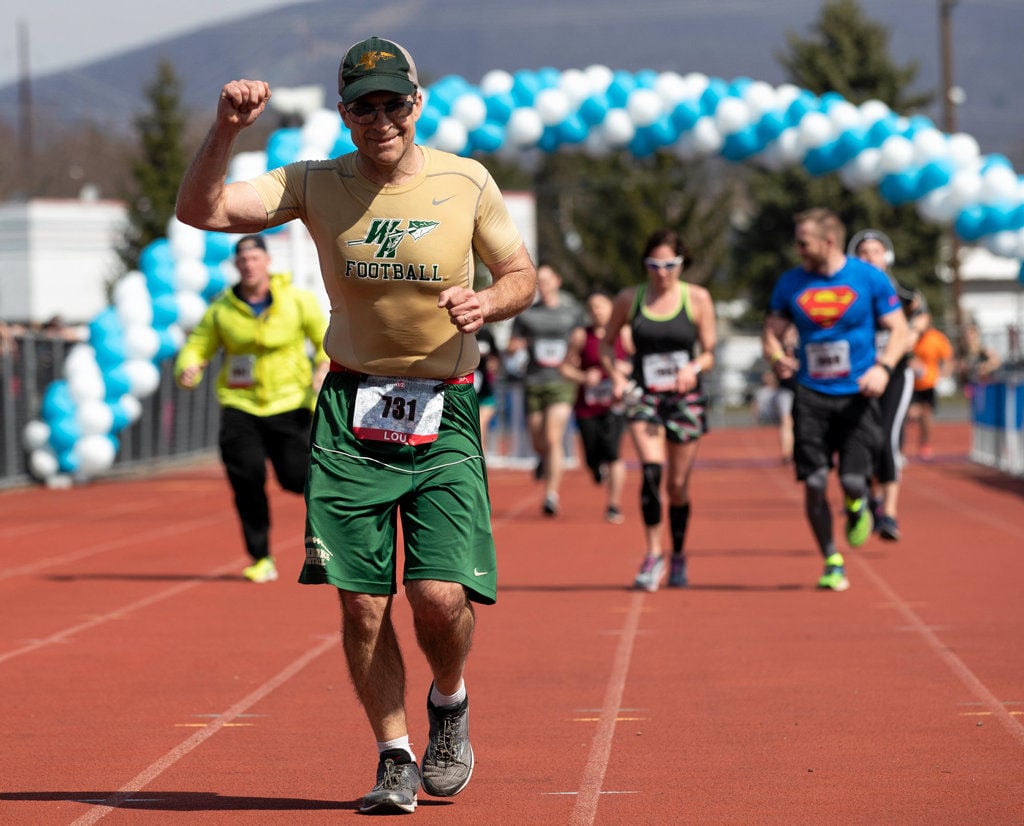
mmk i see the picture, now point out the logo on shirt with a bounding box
[797,286,858,329]
[347,218,440,258]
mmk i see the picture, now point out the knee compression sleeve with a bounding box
[839,473,867,502]
[640,463,663,526]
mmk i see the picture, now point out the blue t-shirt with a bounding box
[768,257,900,395]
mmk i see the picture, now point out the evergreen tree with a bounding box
[732,0,943,327]
[119,61,189,271]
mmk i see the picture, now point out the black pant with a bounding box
[219,406,312,561]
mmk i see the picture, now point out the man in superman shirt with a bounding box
[762,208,908,592]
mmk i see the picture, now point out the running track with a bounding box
[1,421,1021,824]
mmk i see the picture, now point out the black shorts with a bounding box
[911,387,937,408]
[575,410,626,476]
[792,384,881,482]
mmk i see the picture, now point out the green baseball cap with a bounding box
[338,36,419,104]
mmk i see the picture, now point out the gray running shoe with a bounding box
[420,689,474,797]
[634,555,665,592]
[359,749,419,814]
[668,555,688,588]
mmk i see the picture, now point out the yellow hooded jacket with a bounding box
[174,273,328,415]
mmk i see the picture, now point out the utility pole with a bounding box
[17,19,33,198]
[939,0,964,338]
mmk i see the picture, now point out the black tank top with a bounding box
[629,283,701,392]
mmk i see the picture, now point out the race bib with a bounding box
[642,351,690,392]
[533,337,568,368]
[583,378,614,407]
[352,377,445,445]
[805,340,851,379]
[226,354,256,388]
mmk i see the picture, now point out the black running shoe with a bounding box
[420,688,474,797]
[359,749,419,814]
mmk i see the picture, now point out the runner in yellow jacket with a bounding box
[175,234,329,582]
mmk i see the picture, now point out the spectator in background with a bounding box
[560,288,633,524]
[907,322,954,461]
[474,324,501,443]
[507,264,585,516]
[175,234,329,584]
[958,322,1001,399]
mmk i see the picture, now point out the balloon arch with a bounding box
[23,66,1024,485]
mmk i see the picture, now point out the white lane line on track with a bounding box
[852,553,1024,749]
[0,556,247,667]
[68,634,339,825]
[0,513,230,582]
[569,590,645,826]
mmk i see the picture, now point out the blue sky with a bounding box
[0,0,303,87]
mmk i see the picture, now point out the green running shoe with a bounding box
[844,498,873,548]
[817,552,850,591]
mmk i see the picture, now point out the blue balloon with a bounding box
[645,116,679,148]
[484,92,516,126]
[416,106,441,140]
[784,91,818,127]
[468,123,505,153]
[1019,260,1024,286]
[511,70,543,106]
[202,265,229,302]
[980,153,1013,173]
[556,115,589,146]
[536,67,562,90]
[93,332,127,370]
[152,293,180,328]
[1009,202,1024,232]
[109,400,131,433]
[42,380,76,420]
[866,115,898,148]
[331,129,357,156]
[103,364,133,400]
[755,111,787,145]
[879,170,921,205]
[154,327,182,362]
[536,125,562,153]
[699,78,729,116]
[722,126,763,162]
[633,69,658,90]
[57,448,80,475]
[628,129,656,159]
[578,94,610,127]
[266,127,303,170]
[917,159,954,197]
[728,77,754,97]
[204,231,235,264]
[606,71,636,107]
[803,142,844,177]
[671,99,702,134]
[48,414,81,453]
[954,205,988,241]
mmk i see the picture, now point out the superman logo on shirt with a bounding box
[797,286,858,329]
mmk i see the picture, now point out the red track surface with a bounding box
[1,422,1022,824]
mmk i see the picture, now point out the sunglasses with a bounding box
[344,99,415,125]
[644,257,683,271]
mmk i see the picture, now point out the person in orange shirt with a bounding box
[907,323,954,460]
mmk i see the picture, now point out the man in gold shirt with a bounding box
[176,36,537,815]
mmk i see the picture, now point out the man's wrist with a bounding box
[876,362,893,376]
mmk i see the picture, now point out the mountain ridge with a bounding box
[1,0,1021,164]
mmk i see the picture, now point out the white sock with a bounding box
[377,736,415,762]
[430,680,466,708]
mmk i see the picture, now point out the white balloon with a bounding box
[535,88,571,126]
[68,368,105,404]
[714,97,751,135]
[583,65,614,94]
[113,271,154,327]
[76,399,114,436]
[654,71,688,107]
[796,112,835,151]
[948,169,983,210]
[29,447,59,480]
[827,100,861,133]
[948,133,980,169]
[671,131,699,162]
[774,84,803,110]
[228,151,268,182]
[119,393,143,424]
[123,359,161,398]
[691,117,723,155]
[558,69,592,106]
[74,434,116,478]
[979,165,1018,204]
[878,135,915,174]
[22,420,51,451]
[64,343,99,377]
[581,130,610,159]
[451,93,488,130]
[742,81,777,119]
[858,99,891,128]
[912,128,949,166]
[626,88,663,128]
[123,324,160,360]
[984,230,1019,258]
[755,141,786,172]
[600,108,635,146]
[164,324,186,351]
[506,108,544,147]
[166,219,206,262]
[916,187,958,224]
[772,127,804,166]
[843,148,884,187]
[430,117,469,154]
[174,291,208,331]
[174,258,210,294]
[681,73,710,100]
[480,69,514,96]
[302,108,342,155]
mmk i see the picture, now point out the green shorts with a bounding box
[301,371,497,604]
[524,380,578,414]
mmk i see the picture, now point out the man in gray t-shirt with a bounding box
[508,264,585,516]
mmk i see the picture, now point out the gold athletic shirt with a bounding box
[250,146,523,379]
